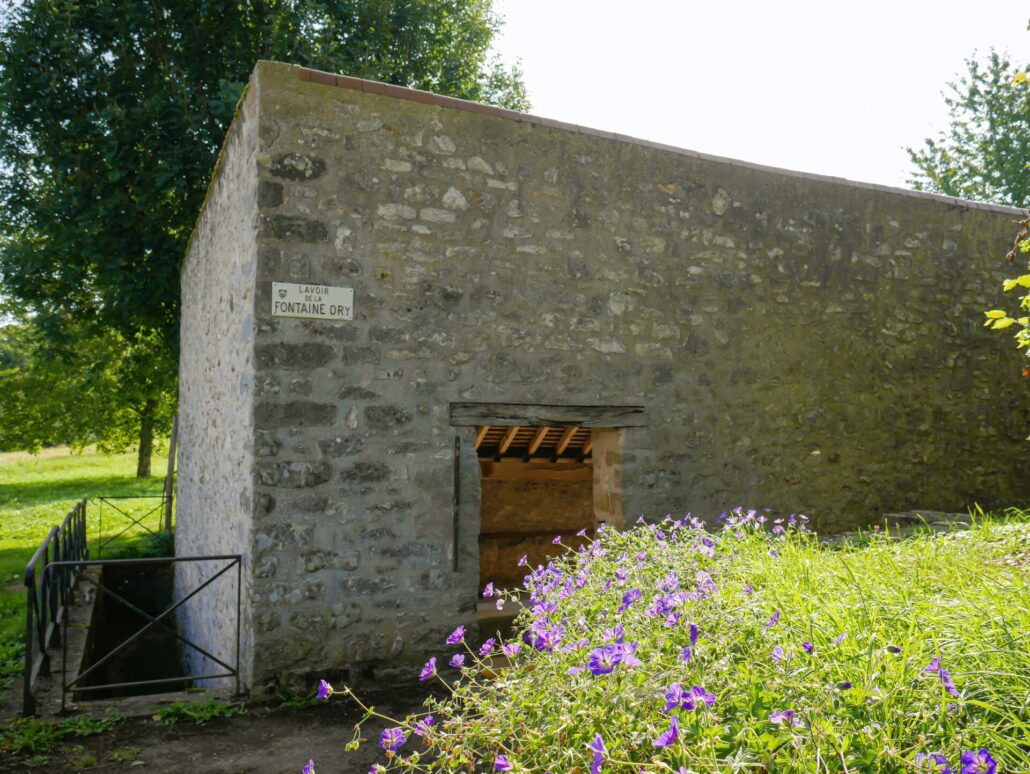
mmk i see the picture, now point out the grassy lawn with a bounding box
[0,447,169,708]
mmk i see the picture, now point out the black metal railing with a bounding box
[55,555,241,711]
[96,495,172,557]
[23,499,88,716]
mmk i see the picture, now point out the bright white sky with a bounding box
[493,1,1029,190]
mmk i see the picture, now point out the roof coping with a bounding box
[295,65,1025,218]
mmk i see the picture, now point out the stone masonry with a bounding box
[178,60,1030,695]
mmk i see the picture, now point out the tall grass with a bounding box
[335,510,1030,773]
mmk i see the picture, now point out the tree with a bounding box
[907,49,1030,207]
[0,320,175,458]
[984,71,1030,401]
[0,1,527,476]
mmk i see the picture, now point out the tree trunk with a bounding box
[136,398,157,478]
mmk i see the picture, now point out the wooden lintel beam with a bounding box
[497,426,519,457]
[474,425,490,451]
[554,426,577,458]
[450,402,647,428]
[526,426,549,458]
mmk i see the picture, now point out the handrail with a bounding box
[22,499,88,716]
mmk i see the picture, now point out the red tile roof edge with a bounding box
[296,66,1024,217]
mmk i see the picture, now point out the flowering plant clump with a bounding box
[312,508,1030,772]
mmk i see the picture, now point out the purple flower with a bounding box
[769,709,799,727]
[419,657,437,681]
[678,646,693,664]
[682,685,715,710]
[518,554,528,567]
[768,548,779,558]
[663,682,686,713]
[959,749,996,774]
[802,641,814,654]
[689,622,699,646]
[925,657,941,674]
[742,584,754,595]
[653,715,680,748]
[577,527,588,537]
[665,682,714,711]
[379,727,406,752]
[414,715,435,737]
[552,535,562,545]
[502,642,522,658]
[664,612,680,627]
[772,645,786,663]
[764,610,780,629]
[587,642,639,675]
[618,588,642,611]
[479,637,496,656]
[315,679,333,701]
[303,761,315,774]
[837,681,853,690]
[446,625,466,645]
[495,754,513,771]
[832,632,847,645]
[886,645,901,654]
[939,669,960,698]
[602,624,625,643]
[483,582,495,598]
[917,753,952,773]
[449,653,466,668]
[588,734,606,774]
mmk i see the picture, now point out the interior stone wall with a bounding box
[179,60,1030,693]
[479,476,593,588]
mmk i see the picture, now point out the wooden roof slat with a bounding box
[526,426,549,457]
[474,425,491,450]
[497,426,520,456]
[554,427,578,458]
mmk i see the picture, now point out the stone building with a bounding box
[176,60,1030,695]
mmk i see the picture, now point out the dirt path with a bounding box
[2,689,428,774]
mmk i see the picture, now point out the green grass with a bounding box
[0,447,169,707]
[344,510,1030,773]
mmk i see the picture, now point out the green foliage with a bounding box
[156,698,246,726]
[0,0,527,464]
[0,321,174,455]
[276,688,324,709]
[338,512,1030,772]
[0,713,122,755]
[907,50,1030,207]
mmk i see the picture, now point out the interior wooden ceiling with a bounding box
[474,425,593,462]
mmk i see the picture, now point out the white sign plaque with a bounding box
[271,282,354,321]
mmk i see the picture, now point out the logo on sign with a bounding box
[278,289,288,299]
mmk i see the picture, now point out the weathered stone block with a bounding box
[270,153,326,180]
[256,461,332,488]
[255,342,334,369]
[261,214,328,242]
[364,405,412,429]
[254,401,337,426]
[258,180,284,208]
[340,461,390,482]
[318,435,365,457]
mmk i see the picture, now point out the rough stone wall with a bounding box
[181,60,1030,693]
[176,78,260,688]
[479,477,593,587]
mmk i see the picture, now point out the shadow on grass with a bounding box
[0,474,165,512]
